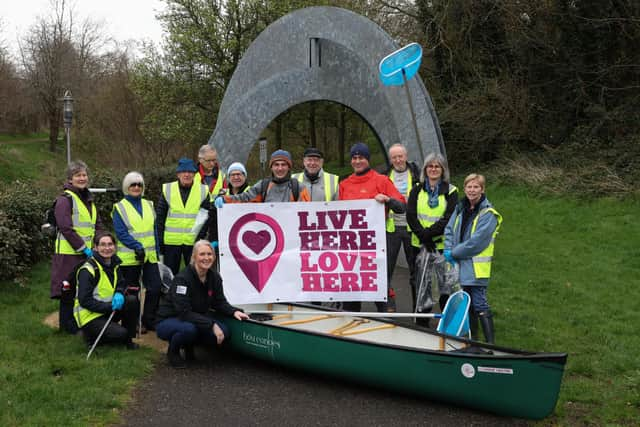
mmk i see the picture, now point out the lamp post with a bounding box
[62,90,73,165]
[259,137,267,173]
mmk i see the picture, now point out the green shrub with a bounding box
[0,181,51,282]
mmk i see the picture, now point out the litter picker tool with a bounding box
[86,311,115,360]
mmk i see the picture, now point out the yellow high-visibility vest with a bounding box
[73,260,118,327]
[194,169,225,200]
[293,171,338,201]
[112,198,158,266]
[162,181,208,246]
[411,185,457,249]
[55,190,97,255]
[453,207,502,278]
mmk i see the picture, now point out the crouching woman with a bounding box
[155,240,249,368]
[74,232,139,349]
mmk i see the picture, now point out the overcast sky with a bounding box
[1,0,166,56]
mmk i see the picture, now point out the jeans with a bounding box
[463,285,490,312]
[156,316,231,350]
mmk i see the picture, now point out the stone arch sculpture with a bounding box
[209,6,445,169]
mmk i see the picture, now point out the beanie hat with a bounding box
[269,149,293,169]
[303,147,323,158]
[350,142,370,160]
[176,157,197,173]
[227,162,247,176]
[122,171,145,195]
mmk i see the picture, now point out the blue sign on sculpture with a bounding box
[379,43,423,86]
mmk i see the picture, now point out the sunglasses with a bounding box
[129,182,143,188]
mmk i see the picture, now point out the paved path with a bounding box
[118,267,529,427]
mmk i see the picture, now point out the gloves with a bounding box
[134,248,145,262]
[443,249,455,264]
[210,241,219,249]
[214,196,225,209]
[112,292,125,310]
[83,247,93,258]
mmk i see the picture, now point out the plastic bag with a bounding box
[158,262,174,294]
[191,208,209,236]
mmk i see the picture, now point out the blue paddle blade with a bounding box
[437,290,471,337]
[378,43,423,86]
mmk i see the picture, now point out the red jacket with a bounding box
[339,168,406,204]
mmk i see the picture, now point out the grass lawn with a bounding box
[0,263,159,427]
[0,181,638,425]
[0,134,66,185]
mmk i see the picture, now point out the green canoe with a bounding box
[216,303,567,420]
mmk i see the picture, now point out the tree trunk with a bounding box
[338,106,346,167]
[309,102,316,148]
[49,110,60,153]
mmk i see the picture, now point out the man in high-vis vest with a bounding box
[444,173,502,344]
[112,171,163,332]
[194,144,227,200]
[292,147,339,202]
[157,158,211,275]
[383,143,421,312]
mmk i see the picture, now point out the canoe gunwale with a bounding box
[234,303,568,365]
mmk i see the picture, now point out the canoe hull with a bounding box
[219,313,566,420]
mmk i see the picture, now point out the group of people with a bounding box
[49,141,501,369]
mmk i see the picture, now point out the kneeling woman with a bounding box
[74,232,139,349]
[156,240,249,368]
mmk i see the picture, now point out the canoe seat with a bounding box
[436,290,471,338]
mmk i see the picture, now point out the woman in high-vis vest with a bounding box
[112,171,163,333]
[50,160,103,335]
[74,232,139,349]
[444,174,502,344]
[406,153,458,323]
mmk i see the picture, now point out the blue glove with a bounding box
[214,196,225,209]
[211,241,219,249]
[83,247,93,258]
[112,292,125,311]
[443,249,455,264]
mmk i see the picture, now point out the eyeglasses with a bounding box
[426,164,442,169]
[129,182,143,187]
[229,172,244,178]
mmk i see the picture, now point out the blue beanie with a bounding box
[227,162,247,176]
[269,149,293,168]
[176,157,197,173]
[350,142,370,160]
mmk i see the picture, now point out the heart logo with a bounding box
[229,213,284,293]
[242,230,271,254]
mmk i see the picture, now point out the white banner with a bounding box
[217,200,388,304]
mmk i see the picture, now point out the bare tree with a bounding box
[19,0,106,152]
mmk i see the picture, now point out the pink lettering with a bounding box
[360,272,378,291]
[300,253,318,272]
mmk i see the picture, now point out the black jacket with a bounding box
[76,254,125,316]
[156,265,238,329]
[406,181,458,250]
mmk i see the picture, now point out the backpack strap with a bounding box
[260,177,300,201]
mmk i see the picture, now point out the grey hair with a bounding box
[198,144,216,159]
[190,239,216,266]
[388,143,407,155]
[420,153,450,182]
[66,160,89,180]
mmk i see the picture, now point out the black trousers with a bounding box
[81,295,139,346]
[120,262,162,328]
[163,245,193,275]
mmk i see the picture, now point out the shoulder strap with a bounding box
[260,178,271,201]
[291,178,300,201]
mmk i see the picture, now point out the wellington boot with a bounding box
[167,344,187,369]
[478,310,495,344]
[469,310,479,341]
